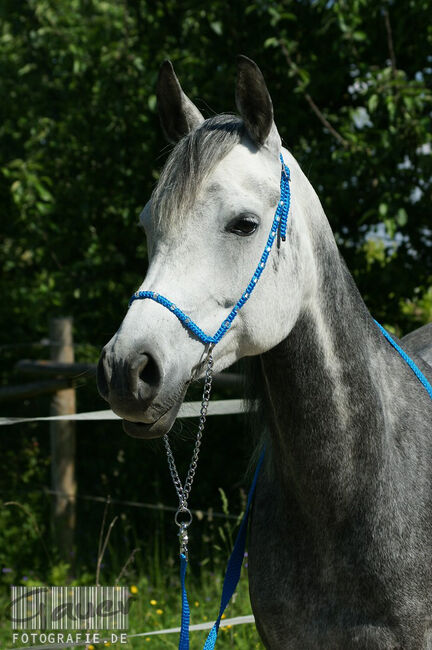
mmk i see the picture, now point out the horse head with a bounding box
[97,57,315,438]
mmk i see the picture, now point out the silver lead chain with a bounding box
[163,345,214,556]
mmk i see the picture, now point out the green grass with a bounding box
[0,565,263,649]
[0,451,263,650]
[0,485,264,649]
[121,567,263,649]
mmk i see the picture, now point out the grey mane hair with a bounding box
[151,114,245,227]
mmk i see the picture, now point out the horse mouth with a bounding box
[122,398,184,439]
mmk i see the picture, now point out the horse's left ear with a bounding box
[235,55,277,147]
[157,60,205,144]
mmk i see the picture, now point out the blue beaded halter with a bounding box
[127,147,432,650]
[129,153,291,345]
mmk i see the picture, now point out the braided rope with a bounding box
[374,320,432,399]
[129,155,291,346]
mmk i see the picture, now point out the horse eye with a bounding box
[228,216,259,237]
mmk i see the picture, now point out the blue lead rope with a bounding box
[178,450,265,650]
[179,553,190,650]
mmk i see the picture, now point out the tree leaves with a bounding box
[0,0,431,353]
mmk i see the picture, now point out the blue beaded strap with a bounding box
[374,320,432,399]
[129,154,291,346]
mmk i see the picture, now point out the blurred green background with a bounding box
[0,0,431,646]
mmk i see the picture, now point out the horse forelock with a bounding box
[151,114,244,229]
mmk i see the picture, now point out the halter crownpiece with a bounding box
[129,153,291,345]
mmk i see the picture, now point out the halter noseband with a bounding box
[128,153,291,345]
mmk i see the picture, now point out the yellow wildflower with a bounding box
[221,613,226,620]
[194,601,200,607]
[104,642,111,647]
[156,608,163,615]
[150,599,157,606]
[130,585,138,595]
[88,646,95,650]
[145,638,151,643]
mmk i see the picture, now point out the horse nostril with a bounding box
[96,351,110,401]
[137,352,160,390]
[97,348,161,406]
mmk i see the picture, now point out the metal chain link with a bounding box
[163,346,214,555]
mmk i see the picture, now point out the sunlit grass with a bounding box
[0,486,263,649]
[0,565,263,649]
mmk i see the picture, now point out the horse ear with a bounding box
[235,55,275,147]
[156,60,204,144]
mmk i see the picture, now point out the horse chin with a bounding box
[122,399,182,440]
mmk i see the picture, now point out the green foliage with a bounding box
[401,284,432,325]
[0,3,431,644]
[0,566,262,648]
[0,436,50,580]
[0,489,260,648]
[0,0,431,351]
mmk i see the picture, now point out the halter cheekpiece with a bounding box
[129,153,291,345]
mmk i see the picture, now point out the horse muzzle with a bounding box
[97,342,186,439]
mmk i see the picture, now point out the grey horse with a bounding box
[97,57,432,649]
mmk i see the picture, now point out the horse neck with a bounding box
[257,196,392,516]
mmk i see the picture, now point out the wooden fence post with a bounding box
[49,317,76,564]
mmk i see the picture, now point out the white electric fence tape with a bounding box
[0,399,251,426]
[130,614,255,638]
[3,403,256,649]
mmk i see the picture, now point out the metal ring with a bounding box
[174,507,193,528]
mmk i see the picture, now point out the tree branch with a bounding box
[303,92,348,148]
[279,40,349,148]
[383,9,397,77]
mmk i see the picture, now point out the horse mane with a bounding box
[152,114,244,227]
